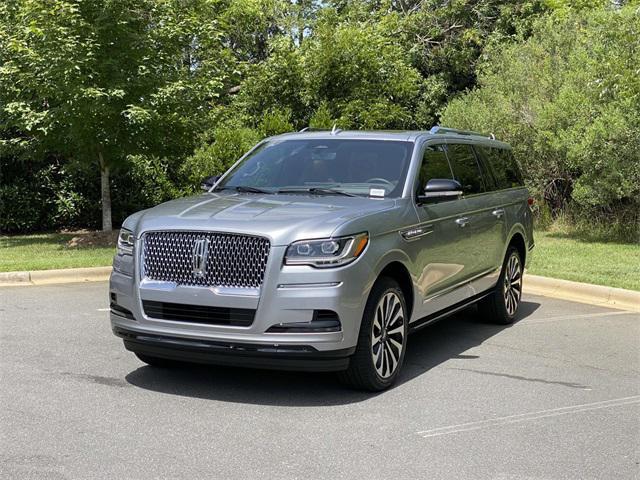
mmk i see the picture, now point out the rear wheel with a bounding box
[134,352,183,368]
[478,246,523,325]
[339,277,408,391]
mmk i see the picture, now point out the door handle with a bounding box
[455,217,469,228]
[491,208,505,219]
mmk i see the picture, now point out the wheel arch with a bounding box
[374,260,415,321]
[509,232,527,265]
[504,224,529,266]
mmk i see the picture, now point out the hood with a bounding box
[134,192,396,245]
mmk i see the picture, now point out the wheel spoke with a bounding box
[388,306,402,327]
[381,347,389,377]
[387,294,397,322]
[387,324,404,336]
[388,337,403,353]
[508,289,518,314]
[388,346,398,373]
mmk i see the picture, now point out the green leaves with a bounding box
[1,0,636,233]
[442,4,640,222]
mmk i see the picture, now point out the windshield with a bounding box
[215,138,414,198]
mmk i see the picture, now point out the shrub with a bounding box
[441,5,640,234]
[111,155,180,224]
[180,126,261,191]
[0,182,48,233]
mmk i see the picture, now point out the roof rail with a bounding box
[298,127,328,132]
[298,125,342,135]
[429,126,490,138]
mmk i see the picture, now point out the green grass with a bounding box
[528,231,640,291]
[2,230,639,291]
[0,233,115,272]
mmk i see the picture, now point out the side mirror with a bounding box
[201,174,221,191]
[417,178,463,204]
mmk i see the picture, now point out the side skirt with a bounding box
[408,289,493,333]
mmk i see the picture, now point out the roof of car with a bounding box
[273,127,511,148]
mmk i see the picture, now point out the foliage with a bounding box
[302,17,423,128]
[0,0,232,230]
[1,0,637,240]
[441,5,640,234]
[180,126,261,191]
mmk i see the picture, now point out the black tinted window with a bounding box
[417,144,452,192]
[446,144,485,195]
[479,146,524,189]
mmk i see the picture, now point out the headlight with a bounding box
[285,233,369,268]
[117,228,135,255]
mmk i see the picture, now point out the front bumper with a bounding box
[110,244,375,365]
[113,325,354,372]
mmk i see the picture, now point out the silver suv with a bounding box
[110,127,534,391]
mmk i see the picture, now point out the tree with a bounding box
[0,0,231,230]
[441,4,640,234]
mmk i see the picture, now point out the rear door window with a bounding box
[445,144,485,195]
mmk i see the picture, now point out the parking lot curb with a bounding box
[0,267,637,312]
[0,266,112,286]
[523,274,639,313]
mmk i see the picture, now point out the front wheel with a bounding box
[339,277,408,391]
[478,246,523,324]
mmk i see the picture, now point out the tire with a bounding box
[134,352,183,368]
[339,277,408,391]
[478,246,523,325]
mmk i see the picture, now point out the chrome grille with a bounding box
[143,231,270,288]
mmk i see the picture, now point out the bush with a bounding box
[0,161,99,233]
[0,155,182,233]
[441,5,640,234]
[0,181,48,232]
[180,126,261,191]
[111,155,180,223]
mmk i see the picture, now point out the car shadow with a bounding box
[125,301,541,406]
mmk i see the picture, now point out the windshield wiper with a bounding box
[277,187,357,197]
[215,185,272,194]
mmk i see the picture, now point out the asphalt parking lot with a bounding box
[1,282,638,480]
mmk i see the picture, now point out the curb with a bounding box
[0,266,637,313]
[523,274,639,313]
[0,266,112,286]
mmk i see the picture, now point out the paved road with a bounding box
[1,282,638,480]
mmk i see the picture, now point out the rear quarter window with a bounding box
[481,146,524,190]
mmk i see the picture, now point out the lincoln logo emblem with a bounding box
[192,238,210,277]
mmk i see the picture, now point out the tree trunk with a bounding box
[98,152,112,232]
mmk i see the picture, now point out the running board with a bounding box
[409,290,493,333]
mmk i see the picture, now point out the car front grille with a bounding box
[142,231,270,288]
[142,300,255,326]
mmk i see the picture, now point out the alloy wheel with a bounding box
[371,292,405,379]
[503,252,522,316]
